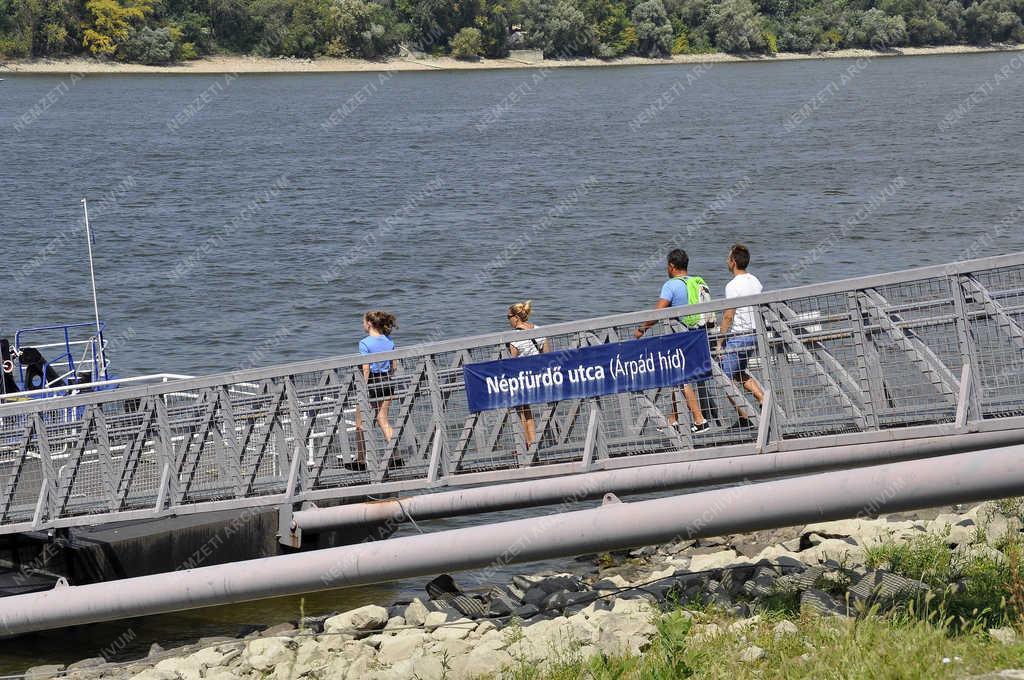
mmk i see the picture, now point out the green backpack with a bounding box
[673,276,716,329]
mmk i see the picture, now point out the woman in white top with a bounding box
[507,300,551,448]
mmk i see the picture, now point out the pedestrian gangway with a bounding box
[1,253,1023,538]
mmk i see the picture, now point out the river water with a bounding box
[1,52,1024,670]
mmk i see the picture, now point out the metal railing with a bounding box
[11,322,111,392]
[1,253,1022,536]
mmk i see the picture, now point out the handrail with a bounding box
[0,373,194,402]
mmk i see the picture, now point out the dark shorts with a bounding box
[367,372,395,401]
[721,335,757,378]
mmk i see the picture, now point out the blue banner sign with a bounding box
[464,329,714,413]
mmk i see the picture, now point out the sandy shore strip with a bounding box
[2,43,1023,74]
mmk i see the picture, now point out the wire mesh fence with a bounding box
[0,254,1022,533]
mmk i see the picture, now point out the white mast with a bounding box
[81,198,106,380]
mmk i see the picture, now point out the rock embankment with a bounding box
[25,501,1024,680]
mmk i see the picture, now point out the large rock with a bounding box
[801,518,920,548]
[753,545,805,566]
[729,615,761,633]
[474,620,498,637]
[432,618,475,641]
[430,638,474,659]
[647,566,676,581]
[593,574,630,590]
[188,645,239,670]
[378,632,430,664]
[739,645,765,662]
[154,656,204,680]
[564,613,598,642]
[127,670,176,680]
[799,539,865,565]
[292,639,327,677]
[203,671,240,680]
[688,550,742,572]
[512,574,543,591]
[801,519,871,540]
[665,539,696,554]
[688,623,722,641]
[403,598,430,627]
[990,627,1018,645]
[324,604,390,635]
[24,667,67,680]
[66,657,106,671]
[509,618,570,662]
[362,633,384,649]
[243,637,294,672]
[591,608,656,656]
[343,655,373,680]
[955,543,1006,565]
[399,651,445,680]
[449,646,514,680]
[611,598,655,617]
[260,622,296,637]
[773,620,799,637]
[780,536,803,552]
[423,611,449,630]
[938,523,977,547]
[982,512,1015,547]
[928,513,973,529]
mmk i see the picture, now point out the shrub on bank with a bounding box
[632,0,674,57]
[450,26,483,59]
[118,26,178,63]
[707,0,769,53]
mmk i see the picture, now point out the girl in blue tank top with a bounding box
[355,311,397,466]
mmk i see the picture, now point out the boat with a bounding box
[1,200,191,408]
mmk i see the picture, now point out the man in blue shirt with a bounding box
[634,249,712,434]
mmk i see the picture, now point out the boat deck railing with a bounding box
[0,253,1022,536]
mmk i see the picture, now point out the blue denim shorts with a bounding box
[721,335,757,378]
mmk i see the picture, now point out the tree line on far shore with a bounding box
[1,0,1023,65]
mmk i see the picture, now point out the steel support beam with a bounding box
[860,290,960,402]
[764,306,866,427]
[963,276,1024,353]
[291,428,1024,533]
[6,442,1024,636]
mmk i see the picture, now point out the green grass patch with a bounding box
[863,526,1024,630]
[511,608,1024,679]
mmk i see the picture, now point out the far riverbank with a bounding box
[3,43,1023,74]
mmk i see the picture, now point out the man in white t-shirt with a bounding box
[716,243,765,429]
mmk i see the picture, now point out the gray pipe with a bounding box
[4,443,1024,636]
[293,429,1024,533]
